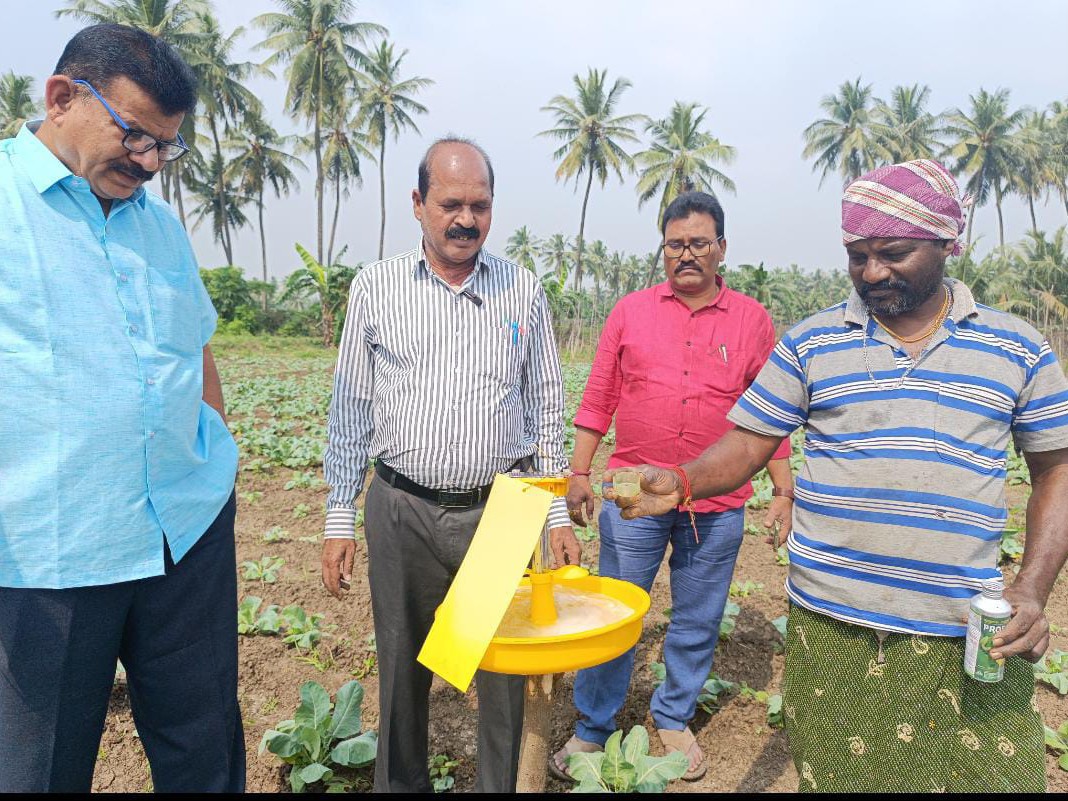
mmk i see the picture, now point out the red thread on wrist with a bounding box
[670,465,700,544]
[571,470,592,477]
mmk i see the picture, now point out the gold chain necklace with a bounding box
[870,286,951,344]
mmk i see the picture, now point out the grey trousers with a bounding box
[364,478,524,793]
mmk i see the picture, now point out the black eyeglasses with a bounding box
[73,79,189,162]
[663,237,724,259]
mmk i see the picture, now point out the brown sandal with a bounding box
[548,734,603,782]
[658,726,706,781]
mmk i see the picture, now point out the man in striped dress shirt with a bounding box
[321,138,580,793]
[609,160,1068,792]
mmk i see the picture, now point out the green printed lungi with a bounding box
[781,604,1044,793]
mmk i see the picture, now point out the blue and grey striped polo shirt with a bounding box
[728,278,1068,636]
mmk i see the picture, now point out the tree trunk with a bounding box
[328,177,341,268]
[644,244,664,288]
[574,170,594,291]
[995,186,1005,255]
[209,114,233,265]
[1028,194,1038,237]
[965,206,977,250]
[321,294,335,347]
[314,63,325,265]
[258,188,268,312]
[378,138,387,261]
[174,166,187,230]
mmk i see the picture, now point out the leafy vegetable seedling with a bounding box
[260,680,377,792]
[568,726,688,793]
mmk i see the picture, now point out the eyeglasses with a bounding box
[663,237,724,259]
[73,79,189,162]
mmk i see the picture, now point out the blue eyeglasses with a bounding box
[73,79,190,162]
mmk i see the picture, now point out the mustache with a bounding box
[446,224,480,240]
[112,163,156,183]
[859,278,909,296]
[673,262,702,274]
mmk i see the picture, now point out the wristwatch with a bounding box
[771,487,795,499]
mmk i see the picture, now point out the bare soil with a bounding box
[89,464,1068,793]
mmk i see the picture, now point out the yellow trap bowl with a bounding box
[480,571,651,676]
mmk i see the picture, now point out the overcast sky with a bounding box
[5,0,1068,281]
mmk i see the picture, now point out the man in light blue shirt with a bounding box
[0,24,242,792]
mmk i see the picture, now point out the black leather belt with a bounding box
[375,462,494,508]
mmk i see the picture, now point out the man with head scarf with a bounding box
[603,159,1068,792]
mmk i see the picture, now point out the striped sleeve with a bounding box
[324,275,376,510]
[523,284,568,476]
[727,329,809,437]
[523,285,572,532]
[1011,340,1068,452]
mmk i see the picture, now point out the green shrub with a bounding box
[260,680,377,792]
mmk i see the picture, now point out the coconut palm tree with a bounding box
[254,0,385,264]
[802,77,878,187]
[224,111,303,297]
[538,233,573,283]
[1011,111,1052,236]
[0,72,38,138]
[186,148,251,260]
[634,101,736,226]
[943,88,1028,250]
[505,226,540,273]
[1045,101,1068,221]
[55,0,208,45]
[187,12,264,265]
[356,40,432,260]
[318,95,374,266]
[540,68,644,290]
[871,84,943,163]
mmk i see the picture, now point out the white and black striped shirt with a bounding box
[324,245,570,537]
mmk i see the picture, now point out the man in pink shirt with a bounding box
[551,192,794,781]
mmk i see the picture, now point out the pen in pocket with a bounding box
[719,344,728,364]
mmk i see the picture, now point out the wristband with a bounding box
[571,470,592,477]
[772,487,795,499]
[669,465,700,544]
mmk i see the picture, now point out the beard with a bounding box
[860,271,944,317]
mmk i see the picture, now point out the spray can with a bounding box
[963,578,1012,682]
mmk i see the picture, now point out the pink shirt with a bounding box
[574,278,791,513]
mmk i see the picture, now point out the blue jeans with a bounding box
[573,503,744,744]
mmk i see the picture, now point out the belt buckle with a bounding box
[438,488,474,508]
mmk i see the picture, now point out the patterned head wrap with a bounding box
[842,159,968,255]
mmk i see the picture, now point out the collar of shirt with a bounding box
[414,240,489,290]
[654,274,731,311]
[13,120,146,209]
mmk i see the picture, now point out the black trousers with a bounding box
[364,479,525,793]
[0,494,244,793]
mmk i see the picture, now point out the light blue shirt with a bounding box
[0,123,238,589]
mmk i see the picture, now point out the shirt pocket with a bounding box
[705,344,750,397]
[147,265,202,356]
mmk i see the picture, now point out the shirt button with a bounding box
[146,377,156,385]
[683,370,689,376]
[118,273,129,283]
[129,324,139,334]
[148,431,156,439]
[682,399,688,405]
[686,341,692,347]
